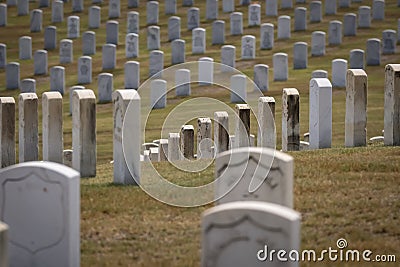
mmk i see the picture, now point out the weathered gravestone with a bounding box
[241,35,255,59]
[19,93,38,162]
[345,69,367,147]
[384,64,400,146]
[215,147,293,206]
[0,162,80,266]
[282,88,300,151]
[165,0,177,14]
[108,0,120,19]
[201,201,300,267]
[187,7,200,30]
[234,104,250,148]
[113,90,140,185]
[248,4,261,26]
[51,0,63,23]
[127,11,139,34]
[214,111,229,154]
[30,9,43,32]
[126,33,139,58]
[0,97,15,168]
[382,30,396,55]
[180,125,195,159]
[168,133,181,161]
[257,97,276,148]
[197,117,213,159]
[67,16,80,39]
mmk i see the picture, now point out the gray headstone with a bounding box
[339,0,350,8]
[44,26,57,51]
[106,20,119,45]
[325,0,337,15]
[17,0,29,16]
[165,0,177,14]
[20,79,36,93]
[78,56,92,84]
[0,97,15,168]
[147,25,160,50]
[59,39,73,64]
[366,38,380,66]
[168,16,181,41]
[248,4,261,26]
[332,59,347,87]
[192,28,206,54]
[124,61,140,89]
[282,88,300,151]
[89,6,101,29]
[310,1,322,23]
[108,0,120,19]
[384,64,400,146]
[6,62,19,90]
[18,93,38,162]
[72,90,96,177]
[349,49,364,69]
[382,30,396,55]
[69,86,84,115]
[175,69,191,96]
[127,11,139,34]
[311,70,328,78]
[98,73,113,103]
[277,15,291,39]
[265,0,278,16]
[358,6,371,28]
[0,162,80,266]
[6,0,16,6]
[0,44,5,69]
[33,50,48,75]
[212,20,225,45]
[149,50,164,78]
[223,0,234,13]
[147,1,159,25]
[273,53,288,81]
[126,33,139,58]
[258,97,276,148]
[294,7,307,31]
[30,9,42,32]
[260,23,274,49]
[221,45,236,72]
[240,0,251,5]
[180,125,194,159]
[82,31,96,55]
[281,0,293,8]
[241,35,256,59]
[197,118,213,159]
[214,111,229,154]
[19,36,32,60]
[51,0,63,23]
[201,201,300,267]
[293,42,308,69]
[343,13,356,36]
[72,0,83,12]
[230,12,243,35]
[0,4,7,27]
[67,16,80,38]
[171,39,185,64]
[39,0,50,8]
[372,0,384,21]
[199,57,214,85]
[50,66,65,95]
[187,7,200,30]
[183,0,194,6]
[230,75,247,103]
[206,0,218,20]
[102,44,116,70]
[311,31,326,56]
[128,0,139,8]
[309,78,332,149]
[150,79,167,109]
[254,64,269,92]
[328,20,342,45]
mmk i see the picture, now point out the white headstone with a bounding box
[78,56,92,84]
[98,73,113,103]
[382,30,396,55]
[310,1,322,22]
[221,45,236,72]
[254,64,269,92]
[257,97,275,148]
[124,61,140,89]
[273,53,288,81]
[241,35,256,59]
[102,44,116,70]
[349,49,364,69]
[165,0,177,14]
[231,75,247,103]
[168,16,181,41]
[325,0,337,15]
[59,39,73,64]
[311,70,328,78]
[332,59,347,87]
[197,117,213,159]
[358,6,371,28]
[6,62,19,90]
[150,79,167,109]
[19,36,32,60]
[51,1,63,23]
[147,1,159,25]
[33,50,48,75]
[17,0,29,16]
[147,25,160,50]
[149,50,164,78]
[294,7,307,31]
[343,13,357,36]
[108,0,120,19]
[260,23,274,50]
[311,31,326,56]
[199,57,214,85]
[212,20,225,45]
[265,0,278,16]
[248,4,261,26]
[127,11,139,34]
[20,79,36,93]
[175,69,191,96]
[230,12,243,35]
[192,28,206,54]
[293,42,308,69]
[277,15,291,39]
[187,7,200,30]
[372,0,384,20]
[171,39,185,64]
[0,4,7,27]
[106,20,119,45]
[67,16,80,39]
[223,0,234,13]
[328,20,342,45]
[366,38,380,66]
[82,31,96,56]
[206,0,218,20]
[89,6,101,29]
[50,66,65,95]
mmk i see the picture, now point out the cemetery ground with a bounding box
[0,0,400,266]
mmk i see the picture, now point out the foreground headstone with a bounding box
[102,44,116,70]
[82,31,96,56]
[198,57,213,84]
[78,56,92,84]
[216,147,293,205]
[309,78,332,149]
[171,39,185,64]
[0,4,7,27]
[19,93,38,162]
[206,0,218,20]
[282,88,300,151]
[294,7,307,31]
[50,66,65,95]
[20,79,36,93]
[332,59,347,87]
[311,31,326,56]
[277,15,291,39]
[187,7,200,30]
[52,0,63,23]
[260,23,274,49]
[147,25,160,50]
[358,6,371,28]
[345,69,367,147]
[349,49,364,69]
[329,20,342,45]
[89,6,101,29]
[72,89,96,177]
[168,133,181,161]
[19,36,32,60]
[384,64,400,146]
[175,69,191,96]
[150,79,167,109]
[366,38,380,66]
[214,111,229,154]
[230,12,243,35]
[273,53,288,81]
[149,50,164,78]
[201,201,300,267]
[30,9,43,32]
[0,97,15,168]
[265,0,278,16]
[6,62,20,90]
[197,117,213,159]
[168,16,181,41]
[254,64,269,92]
[257,97,275,148]
[127,11,139,34]
[221,45,236,72]
[293,42,308,69]
[0,161,80,267]
[193,28,206,54]
[234,104,250,147]
[212,20,225,45]
[98,73,113,103]
[42,92,63,163]
[310,1,322,22]
[180,125,194,159]
[343,13,357,36]
[241,35,255,59]
[67,16,80,38]
[60,39,73,64]
[125,61,140,89]
[147,1,159,25]
[113,90,140,184]
[231,75,247,103]
[382,30,396,55]
[44,26,57,51]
